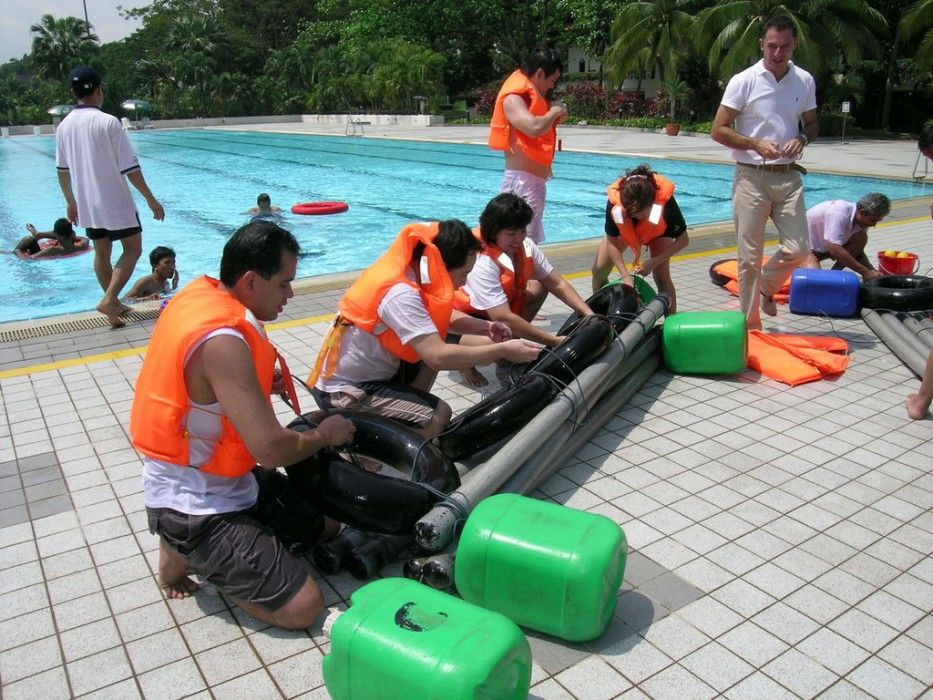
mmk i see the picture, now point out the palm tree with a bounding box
[29,14,99,80]
[695,0,886,80]
[898,0,933,71]
[603,0,697,87]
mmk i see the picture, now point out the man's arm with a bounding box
[782,108,819,159]
[711,104,781,160]
[126,170,165,221]
[825,242,877,278]
[502,94,567,137]
[57,170,79,224]
[484,301,561,346]
[409,331,542,372]
[199,335,353,468]
[541,272,593,318]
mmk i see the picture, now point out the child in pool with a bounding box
[13,219,90,259]
[124,246,179,300]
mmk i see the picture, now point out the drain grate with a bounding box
[0,308,161,342]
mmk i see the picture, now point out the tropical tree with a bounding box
[694,0,886,80]
[898,0,933,71]
[603,0,697,88]
[29,14,99,80]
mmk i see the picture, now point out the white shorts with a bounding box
[500,170,547,243]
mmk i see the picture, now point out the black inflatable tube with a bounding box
[558,282,639,335]
[285,411,460,535]
[861,275,933,312]
[439,373,558,462]
[709,258,735,287]
[522,314,616,386]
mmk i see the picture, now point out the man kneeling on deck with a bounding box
[453,192,594,386]
[310,219,542,437]
[130,220,355,630]
[804,192,890,280]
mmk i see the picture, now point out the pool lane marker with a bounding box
[2,213,929,380]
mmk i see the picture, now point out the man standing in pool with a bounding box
[711,16,818,329]
[309,219,542,438]
[131,220,354,629]
[489,47,568,244]
[56,66,165,328]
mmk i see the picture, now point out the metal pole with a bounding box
[862,309,927,377]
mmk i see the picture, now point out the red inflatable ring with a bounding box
[291,201,349,215]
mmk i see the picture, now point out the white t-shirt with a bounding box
[807,199,859,252]
[142,327,260,515]
[720,60,817,165]
[460,239,554,311]
[317,277,438,392]
[55,105,142,230]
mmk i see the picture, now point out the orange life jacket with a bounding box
[607,174,675,265]
[453,227,534,316]
[747,331,849,386]
[310,223,454,384]
[714,258,791,303]
[130,276,275,477]
[488,70,557,167]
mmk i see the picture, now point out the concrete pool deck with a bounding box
[0,124,931,699]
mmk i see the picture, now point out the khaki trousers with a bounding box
[732,165,808,327]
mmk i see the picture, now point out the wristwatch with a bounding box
[798,133,809,146]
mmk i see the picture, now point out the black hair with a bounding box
[220,220,301,286]
[762,15,797,38]
[619,164,658,215]
[433,219,481,270]
[257,193,271,205]
[919,122,933,152]
[522,47,563,79]
[479,193,534,245]
[149,245,176,269]
[53,218,75,238]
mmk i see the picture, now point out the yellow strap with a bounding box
[307,319,348,387]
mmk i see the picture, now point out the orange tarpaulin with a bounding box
[747,331,849,386]
[714,258,790,303]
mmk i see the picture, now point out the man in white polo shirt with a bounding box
[711,16,818,329]
[56,66,164,328]
[804,193,890,279]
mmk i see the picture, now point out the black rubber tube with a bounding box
[860,275,933,312]
[558,282,639,335]
[709,258,736,287]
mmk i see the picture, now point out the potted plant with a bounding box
[659,77,691,136]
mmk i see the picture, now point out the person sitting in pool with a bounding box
[591,164,689,313]
[453,192,594,386]
[309,219,542,438]
[803,193,890,280]
[245,193,283,219]
[13,219,90,259]
[124,245,180,300]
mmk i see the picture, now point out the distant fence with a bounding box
[1,113,445,137]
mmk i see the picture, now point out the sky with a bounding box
[0,1,146,63]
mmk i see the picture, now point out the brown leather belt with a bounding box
[737,161,807,174]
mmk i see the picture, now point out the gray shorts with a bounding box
[147,471,320,611]
[312,363,440,427]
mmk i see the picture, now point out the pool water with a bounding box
[1,129,928,323]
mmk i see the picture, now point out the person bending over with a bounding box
[804,193,890,279]
[130,220,354,630]
[13,219,90,259]
[591,164,689,313]
[310,219,541,438]
[124,245,180,300]
[454,192,594,385]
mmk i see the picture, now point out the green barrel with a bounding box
[454,493,627,642]
[323,577,531,700]
[662,310,747,374]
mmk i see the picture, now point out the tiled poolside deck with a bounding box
[0,126,931,699]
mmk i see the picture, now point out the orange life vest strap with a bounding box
[308,318,349,386]
[275,351,301,415]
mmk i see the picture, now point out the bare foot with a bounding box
[906,393,929,420]
[158,540,199,599]
[96,301,126,328]
[119,303,133,315]
[458,367,488,387]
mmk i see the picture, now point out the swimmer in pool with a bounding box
[124,246,179,300]
[245,193,283,220]
[12,219,90,259]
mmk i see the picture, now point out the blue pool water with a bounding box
[0,129,928,323]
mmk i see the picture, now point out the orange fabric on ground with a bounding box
[747,331,849,386]
[716,258,790,303]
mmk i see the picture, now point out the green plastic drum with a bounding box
[632,274,657,303]
[455,493,627,642]
[662,310,748,374]
[323,577,531,700]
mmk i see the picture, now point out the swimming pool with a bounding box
[1,129,929,323]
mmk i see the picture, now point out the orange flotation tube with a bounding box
[710,257,789,303]
[291,201,349,215]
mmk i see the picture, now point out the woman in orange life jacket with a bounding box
[591,164,690,313]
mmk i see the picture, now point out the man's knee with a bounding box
[272,577,324,630]
[423,400,452,439]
